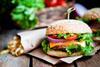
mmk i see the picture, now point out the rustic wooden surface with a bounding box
[0,54,29,67]
[0,29,100,67]
[76,51,100,67]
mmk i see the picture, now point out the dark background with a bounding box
[76,0,100,9]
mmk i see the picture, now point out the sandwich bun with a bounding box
[46,19,92,35]
[83,8,100,20]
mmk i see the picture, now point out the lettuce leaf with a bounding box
[77,33,93,45]
[57,33,68,38]
[93,30,100,37]
[81,45,94,56]
[41,40,50,53]
[65,33,94,56]
[65,44,94,56]
[65,44,81,56]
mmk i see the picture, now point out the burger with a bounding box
[41,19,94,57]
[82,8,100,42]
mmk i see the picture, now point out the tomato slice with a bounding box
[66,34,78,40]
[48,35,57,39]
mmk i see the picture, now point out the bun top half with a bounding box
[83,8,100,20]
[46,19,92,35]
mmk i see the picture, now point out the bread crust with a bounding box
[47,50,82,58]
[46,19,92,35]
[83,8,100,20]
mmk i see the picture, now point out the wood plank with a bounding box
[32,57,52,67]
[55,62,75,67]
[32,56,75,67]
[76,51,100,67]
[32,57,75,67]
[0,54,30,67]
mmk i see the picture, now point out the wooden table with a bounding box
[0,29,100,67]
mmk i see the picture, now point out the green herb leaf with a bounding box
[24,8,35,15]
[78,34,93,43]
[96,18,100,22]
[41,40,50,53]
[65,43,80,55]
[11,13,24,20]
[11,0,45,29]
[93,30,100,37]
[29,14,35,21]
[57,34,68,38]
[81,45,94,56]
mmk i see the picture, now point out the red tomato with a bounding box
[49,35,57,39]
[58,0,67,7]
[66,34,78,40]
[45,0,67,7]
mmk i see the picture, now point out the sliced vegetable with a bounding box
[50,41,78,48]
[81,45,94,56]
[57,33,68,39]
[65,44,81,55]
[41,40,50,53]
[45,0,67,7]
[47,36,66,43]
[48,35,57,39]
[65,34,78,40]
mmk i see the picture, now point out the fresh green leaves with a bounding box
[82,18,90,23]
[65,33,94,56]
[93,30,100,37]
[11,0,45,29]
[77,33,93,44]
[41,40,50,53]
[57,34,68,38]
[96,18,100,22]
[66,44,81,55]
[65,43,94,56]
[12,0,45,9]
[11,13,24,20]
[81,45,94,56]
[82,17,100,23]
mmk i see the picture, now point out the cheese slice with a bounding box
[78,41,86,47]
[50,41,78,48]
[50,41,86,48]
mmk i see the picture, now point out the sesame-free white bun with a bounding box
[46,19,92,35]
[83,8,100,20]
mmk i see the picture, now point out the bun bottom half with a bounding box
[46,50,82,58]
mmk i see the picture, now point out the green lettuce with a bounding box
[57,33,75,39]
[41,40,50,53]
[57,33,68,38]
[66,33,94,56]
[65,44,81,56]
[93,30,100,37]
[81,45,94,56]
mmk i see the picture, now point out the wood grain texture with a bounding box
[55,62,75,67]
[76,51,100,67]
[32,57,52,67]
[32,57,75,67]
[0,54,29,67]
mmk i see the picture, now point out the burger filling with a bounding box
[82,18,100,39]
[42,33,94,56]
